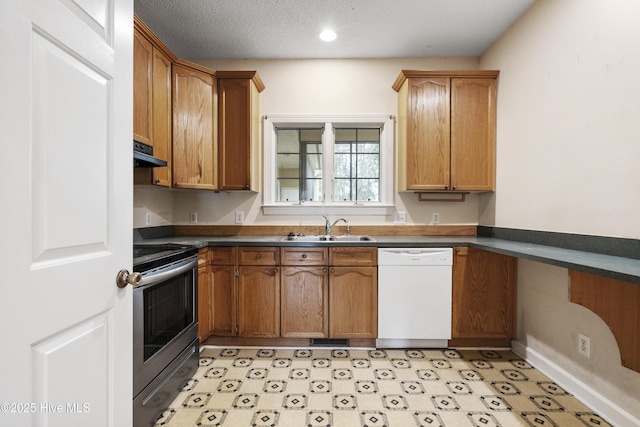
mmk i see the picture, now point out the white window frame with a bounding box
[263,115,395,215]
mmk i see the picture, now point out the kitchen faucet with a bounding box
[322,215,350,236]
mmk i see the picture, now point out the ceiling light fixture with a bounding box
[319,29,337,42]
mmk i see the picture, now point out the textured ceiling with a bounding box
[134,0,535,60]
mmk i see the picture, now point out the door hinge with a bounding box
[235,269,239,277]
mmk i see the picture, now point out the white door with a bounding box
[0,0,133,426]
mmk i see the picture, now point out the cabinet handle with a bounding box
[301,254,307,259]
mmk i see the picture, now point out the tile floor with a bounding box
[154,347,611,427]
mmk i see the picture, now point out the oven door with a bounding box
[133,256,198,397]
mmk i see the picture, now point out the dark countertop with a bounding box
[135,233,640,285]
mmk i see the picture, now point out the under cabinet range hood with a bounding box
[134,141,168,168]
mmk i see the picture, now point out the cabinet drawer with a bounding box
[329,247,377,266]
[210,247,236,265]
[281,247,328,266]
[197,248,209,268]
[238,246,280,265]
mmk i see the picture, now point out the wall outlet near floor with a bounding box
[145,211,152,226]
[578,333,591,357]
[432,212,440,224]
[235,210,244,224]
[189,212,198,224]
[394,211,407,224]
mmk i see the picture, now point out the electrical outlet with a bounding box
[578,333,591,357]
[394,211,407,224]
[145,211,152,226]
[235,210,244,224]
[432,212,440,224]
[189,212,198,224]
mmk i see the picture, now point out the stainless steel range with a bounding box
[132,244,199,427]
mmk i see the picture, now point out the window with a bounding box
[264,115,394,215]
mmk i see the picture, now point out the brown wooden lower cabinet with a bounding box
[329,266,378,339]
[238,266,280,338]
[451,247,517,345]
[198,247,236,342]
[209,265,236,336]
[201,246,378,343]
[281,266,328,338]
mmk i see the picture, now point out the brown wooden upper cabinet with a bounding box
[172,59,218,190]
[217,71,265,191]
[393,70,498,192]
[133,16,174,187]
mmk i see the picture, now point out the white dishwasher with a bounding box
[377,248,453,349]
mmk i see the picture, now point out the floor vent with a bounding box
[310,338,349,347]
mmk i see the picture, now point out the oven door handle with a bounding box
[139,257,197,288]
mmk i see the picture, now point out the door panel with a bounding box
[0,1,132,426]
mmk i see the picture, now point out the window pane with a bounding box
[278,179,300,202]
[276,128,323,202]
[277,129,300,153]
[357,154,379,178]
[277,154,300,178]
[333,179,351,201]
[332,128,380,202]
[334,153,351,178]
[302,179,322,202]
[356,179,379,201]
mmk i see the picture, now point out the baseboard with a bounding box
[511,340,639,427]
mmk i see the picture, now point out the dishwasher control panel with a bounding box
[377,248,453,266]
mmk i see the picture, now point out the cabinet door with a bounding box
[281,267,328,338]
[133,28,152,145]
[403,77,450,190]
[452,247,516,339]
[210,265,237,337]
[329,267,377,338]
[218,78,251,190]
[450,78,496,191]
[150,47,172,187]
[238,266,280,337]
[172,64,217,189]
[197,266,211,342]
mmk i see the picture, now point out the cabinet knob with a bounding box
[256,253,262,259]
[323,268,327,273]
[154,179,161,184]
[301,254,307,259]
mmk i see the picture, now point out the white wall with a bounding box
[135,57,486,227]
[481,0,640,422]
[481,0,640,239]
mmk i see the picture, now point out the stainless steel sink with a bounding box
[281,235,375,242]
